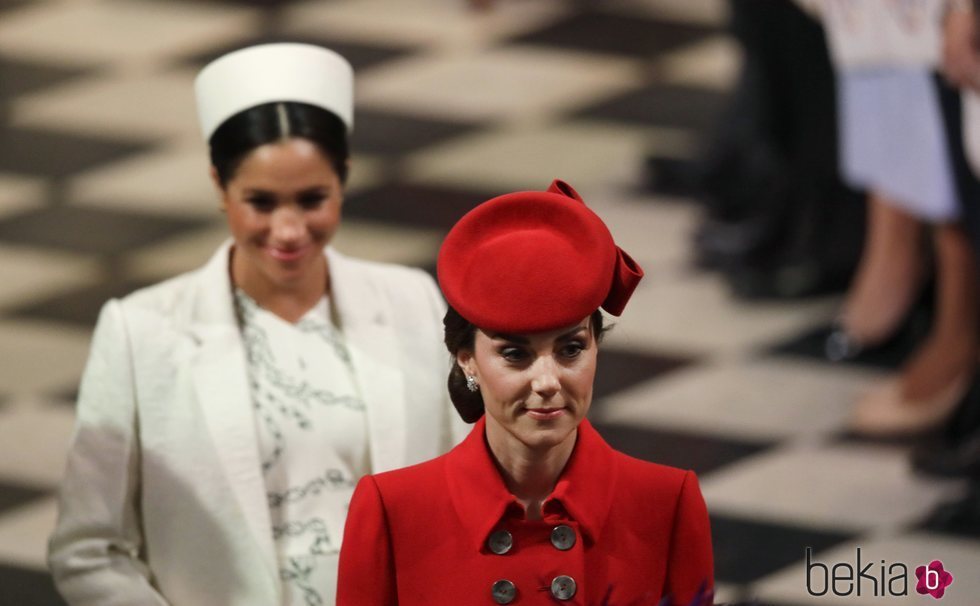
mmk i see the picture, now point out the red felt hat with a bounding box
[437,179,643,333]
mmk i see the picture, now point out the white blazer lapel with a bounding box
[186,242,280,593]
[327,248,409,473]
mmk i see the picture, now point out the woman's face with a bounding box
[216,137,343,291]
[458,317,597,453]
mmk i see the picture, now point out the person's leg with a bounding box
[839,191,925,346]
[900,224,978,401]
[852,223,978,435]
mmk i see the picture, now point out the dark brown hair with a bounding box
[208,101,349,187]
[443,306,606,423]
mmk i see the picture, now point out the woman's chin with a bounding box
[515,423,578,452]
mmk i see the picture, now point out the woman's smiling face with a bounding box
[458,316,597,453]
[218,137,343,293]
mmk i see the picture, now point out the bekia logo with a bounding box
[915,560,954,600]
[805,548,954,600]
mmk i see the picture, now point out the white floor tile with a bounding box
[614,269,838,358]
[120,224,229,284]
[357,47,639,124]
[658,36,741,90]
[70,144,215,218]
[0,497,58,571]
[0,320,91,398]
[0,0,256,69]
[283,0,568,50]
[597,358,886,442]
[405,122,666,192]
[605,0,728,26]
[0,174,46,220]
[700,442,966,532]
[0,244,101,312]
[11,69,201,142]
[0,400,75,488]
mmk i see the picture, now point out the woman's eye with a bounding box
[299,193,326,209]
[246,196,276,211]
[500,347,527,362]
[560,342,585,358]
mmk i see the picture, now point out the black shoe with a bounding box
[912,374,980,479]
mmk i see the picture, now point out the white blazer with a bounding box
[48,241,467,606]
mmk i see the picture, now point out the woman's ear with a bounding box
[209,166,228,211]
[456,348,475,377]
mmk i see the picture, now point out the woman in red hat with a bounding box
[337,180,714,606]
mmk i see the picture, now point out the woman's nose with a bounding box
[530,357,561,398]
[270,207,304,242]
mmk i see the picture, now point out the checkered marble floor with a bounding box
[1,1,978,605]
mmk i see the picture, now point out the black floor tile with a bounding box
[588,422,772,476]
[0,0,30,14]
[49,392,78,409]
[181,34,416,73]
[642,156,704,198]
[593,347,695,401]
[768,302,934,372]
[9,278,154,328]
[353,109,484,157]
[344,181,499,231]
[0,126,153,179]
[573,82,726,133]
[0,564,66,606]
[0,206,209,256]
[710,513,856,585]
[916,490,980,539]
[509,9,718,59]
[0,57,92,100]
[0,481,47,515]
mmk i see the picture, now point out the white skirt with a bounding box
[838,68,959,222]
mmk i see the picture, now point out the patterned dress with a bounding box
[236,289,370,606]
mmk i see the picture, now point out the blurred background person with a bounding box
[46,43,463,606]
[805,0,980,437]
[910,0,980,531]
[686,0,867,301]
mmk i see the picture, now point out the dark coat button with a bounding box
[491,579,517,604]
[550,525,576,551]
[487,529,513,555]
[551,575,577,600]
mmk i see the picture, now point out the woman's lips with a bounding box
[267,245,308,262]
[525,408,566,421]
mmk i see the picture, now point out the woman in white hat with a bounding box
[48,43,465,606]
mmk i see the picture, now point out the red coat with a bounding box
[337,417,713,605]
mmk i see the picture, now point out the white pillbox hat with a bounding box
[194,43,354,141]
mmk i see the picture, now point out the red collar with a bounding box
[444,416,619,552]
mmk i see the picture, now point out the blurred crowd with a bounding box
[674,0,980,527]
